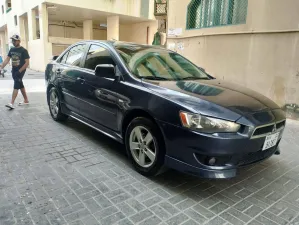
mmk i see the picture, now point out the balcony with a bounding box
[154,0,167,16]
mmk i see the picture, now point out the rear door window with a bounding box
[65,44,86,67]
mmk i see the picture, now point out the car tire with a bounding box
[125,117,165,176]
[48,87,68,122]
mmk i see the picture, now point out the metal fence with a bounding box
[187,0,248,29]
[154,0,167,16]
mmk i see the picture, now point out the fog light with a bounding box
[208,157,216,166]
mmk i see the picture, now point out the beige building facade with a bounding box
[0,0,159,71]
[167,0,299,119]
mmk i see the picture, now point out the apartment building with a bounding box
[0,0,160,71]
[167,0,299,119]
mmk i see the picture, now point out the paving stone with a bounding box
[138,215,162,225]
[94,195,113,209]
[150,205,172,220]
[46,210,67,225]
[166,213,189,225]
[205,217,227,225]
[209,202,229,214]
[159,201,178,215]
[64,209,91,223]
[126,199,145,212]
[94,206,119,219]
[100,212,125,225]
[81,215,100,225]
[130,209,153,223]
[1,92,299,225]
[117,218,134,225]
[117,202,136,217]
[220,211,245,225]
[83,198,101,213]
[185,208,206,224]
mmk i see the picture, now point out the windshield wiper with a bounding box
[140,76,169,81]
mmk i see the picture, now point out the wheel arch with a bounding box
[121,108,164,140]
[46,83,55,105]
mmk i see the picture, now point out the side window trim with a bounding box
[83,44,118,72]
[57,45,73,63]
[58,44,87,68]
[60,51,69,64]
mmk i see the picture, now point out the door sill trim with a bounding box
[69,113,123,143]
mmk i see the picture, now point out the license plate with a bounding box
[262,132,280,151]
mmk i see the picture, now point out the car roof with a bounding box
[75,40,166,50]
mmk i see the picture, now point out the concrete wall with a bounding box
[167,0,299,118]
[47,0,155,20]
[0,0,155,26]
[48,22,107,40]
[120,21,158,44]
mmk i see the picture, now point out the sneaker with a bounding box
[5,103,15,109]
[18,102,29,106]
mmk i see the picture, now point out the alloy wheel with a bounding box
[129,126,157,168]
[49,91,59,118]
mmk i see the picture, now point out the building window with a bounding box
[186,0,248,29]
[14,15,17,26]
[6,0,11,13]
[2,5,4,14]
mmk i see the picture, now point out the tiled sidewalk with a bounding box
[0,92,299,225]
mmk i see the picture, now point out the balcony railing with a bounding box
[154,2,167,16]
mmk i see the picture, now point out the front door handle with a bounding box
[56,69,62,74]
[99,90,108,95]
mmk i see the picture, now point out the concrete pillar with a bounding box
[4,28,9,55]
[28,8,37,40]
[38,3,52,70]
[0,32,6,57]
[83,20,93,40]
[39,3,49,41]
[18,16,27,49]
[107,16,119,41]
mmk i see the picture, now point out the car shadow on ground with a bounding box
[59,117,280,192]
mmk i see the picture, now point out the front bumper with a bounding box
[159,121,283,179]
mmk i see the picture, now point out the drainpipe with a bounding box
[147,26,149,44]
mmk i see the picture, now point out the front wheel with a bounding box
[48,87,68,122]
[125,117,165,176]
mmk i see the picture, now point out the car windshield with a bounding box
[114,44,211,81]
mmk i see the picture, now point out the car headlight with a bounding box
[180,112,241,133]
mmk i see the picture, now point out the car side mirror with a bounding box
[95,64,116,79]
[52,55,58,61]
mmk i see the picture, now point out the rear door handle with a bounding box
[77,77,85,84]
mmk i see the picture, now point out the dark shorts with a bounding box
[12,70,25,89]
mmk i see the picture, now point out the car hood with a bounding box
[142,79,280,119]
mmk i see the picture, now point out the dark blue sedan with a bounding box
[45,41,286,179]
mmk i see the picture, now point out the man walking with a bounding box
[1,34,30,109]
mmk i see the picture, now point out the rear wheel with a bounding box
[48,87,68,121]
[125,117,165,176]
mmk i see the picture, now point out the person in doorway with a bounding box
[0,34,30,109]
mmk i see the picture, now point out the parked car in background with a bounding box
[45,41,286,178]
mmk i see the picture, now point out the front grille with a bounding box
[253,124,274,136]
[252,120,286,138]
[238,146,277,166]
[276,120,286,130]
